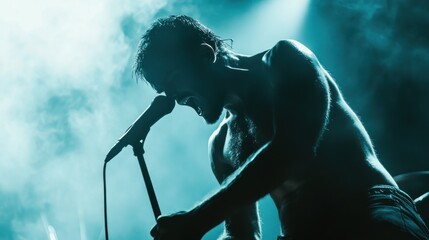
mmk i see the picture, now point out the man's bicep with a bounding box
[268,40,331,156]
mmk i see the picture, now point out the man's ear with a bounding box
[199,43,217,64]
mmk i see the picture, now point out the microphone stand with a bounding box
[131,140,161,220]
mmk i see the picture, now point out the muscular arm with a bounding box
[190,40,332,234]
[209,123,261,240]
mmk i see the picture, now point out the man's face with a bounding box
[146,52,225,124]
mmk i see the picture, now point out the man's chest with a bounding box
[221,114,269,168]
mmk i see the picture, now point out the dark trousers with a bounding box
[278,185,429,240]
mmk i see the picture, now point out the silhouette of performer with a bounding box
[134,15,429,240]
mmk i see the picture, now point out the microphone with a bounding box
[105,95,175,163]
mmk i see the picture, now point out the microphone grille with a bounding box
[152,95,175,114]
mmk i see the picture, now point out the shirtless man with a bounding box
[134,15,429,239]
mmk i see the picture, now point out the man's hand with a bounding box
[150,211,206,240]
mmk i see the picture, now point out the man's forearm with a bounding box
[191,141,300,233]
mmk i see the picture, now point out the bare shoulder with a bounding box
[261,40,328,99]
[263,40,317,64]
[260,40,331,150]
[262,40,322,78]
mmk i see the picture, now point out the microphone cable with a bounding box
[103,161,109,240]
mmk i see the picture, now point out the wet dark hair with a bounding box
[134,15,228,91]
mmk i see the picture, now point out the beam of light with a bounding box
[220,0,311,53]
[255,0,311,38]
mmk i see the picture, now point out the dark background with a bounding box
[302,0,429,175]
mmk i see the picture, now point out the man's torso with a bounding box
[208,41,397,235]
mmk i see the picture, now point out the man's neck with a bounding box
[221,52,270,115]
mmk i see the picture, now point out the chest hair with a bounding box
[224,115,265,167]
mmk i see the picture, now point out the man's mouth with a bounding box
[180,96,203,116]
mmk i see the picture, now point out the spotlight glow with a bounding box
[221,0,311,53]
